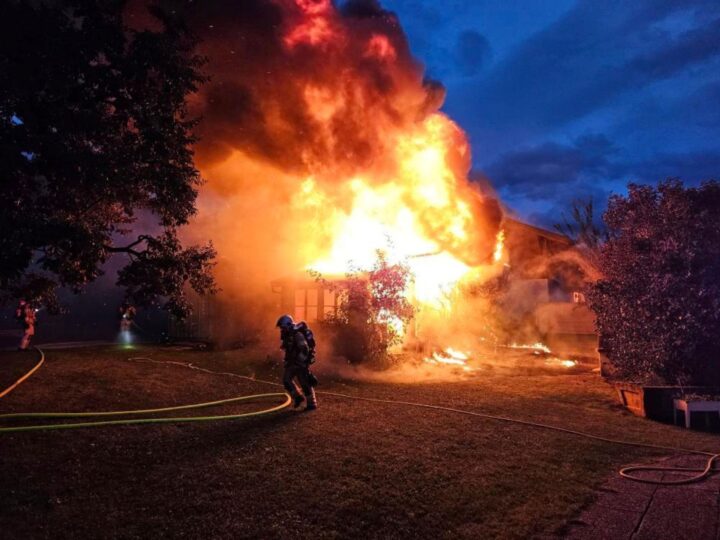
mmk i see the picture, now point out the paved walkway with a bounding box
[565,455,720,539]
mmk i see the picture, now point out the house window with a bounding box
[294,288,319,323]
[307,289,318,322]
[294,289,306,321]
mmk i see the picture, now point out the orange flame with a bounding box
[177,0,503,348]
[302,114,497,312]
[425,347,473,371]
[493,229,505,263]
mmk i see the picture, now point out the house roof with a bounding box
[503,217,573,246]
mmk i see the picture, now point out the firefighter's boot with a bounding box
[292,393,305,408]
[305,388,318,411]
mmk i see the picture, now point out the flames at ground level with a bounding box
[425,344,580,373]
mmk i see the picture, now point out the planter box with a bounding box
[613,383,720,423]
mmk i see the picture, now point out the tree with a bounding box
[0,1,215,317]
[587,180,720,385]
[315,251,415,364]
[554,197,605,269]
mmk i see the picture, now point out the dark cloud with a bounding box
[520,147,720,228]
[378,0,720,222]
[627,151,720,184]
[485,130,719,228]
[485,134,617,198]
[454,30,492,77]
[454,0,720,130]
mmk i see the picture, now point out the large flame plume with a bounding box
[130,0,502,344]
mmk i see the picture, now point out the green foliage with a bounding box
[0,1,215,317]
[587,180,720,384]
[318,251,415,364]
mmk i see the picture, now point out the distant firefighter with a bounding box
[119,302,136,344]
[15,299,37,350]
[276,314,318,411]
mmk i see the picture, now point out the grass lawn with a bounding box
[0,345,718,539]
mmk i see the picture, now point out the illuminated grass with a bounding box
[1,346,717,538]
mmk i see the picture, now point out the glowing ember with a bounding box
[506,342,553,355]
[425,347,471,366]
[545,358,578,368]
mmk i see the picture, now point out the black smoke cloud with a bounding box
[133,0,446,178]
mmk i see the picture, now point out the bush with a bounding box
[320,252,414,364]
[588,180,720,385]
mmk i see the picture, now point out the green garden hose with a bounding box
[0,348,291,433]
[1,350,717,485]
[124,356,720,486]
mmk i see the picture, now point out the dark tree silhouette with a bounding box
[0,1,215,316]
[588,180,720,385]
[554,198,605,269]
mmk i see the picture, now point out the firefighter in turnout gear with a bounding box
[16,299,37,350]
[118,302,136,344]
[276,314,318,411]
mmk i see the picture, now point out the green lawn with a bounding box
[0,345,717,539]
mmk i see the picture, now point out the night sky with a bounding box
[382,0,720,226]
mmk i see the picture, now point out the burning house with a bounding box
[500,219,596,355]
[269,216,596,356]
[157,1,596,361]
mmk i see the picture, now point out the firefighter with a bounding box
[118,302,136,344]
[16,299,37,351]
[276,314,318,411]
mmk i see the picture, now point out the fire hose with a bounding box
[0,347,45,399]
[121,357,720,486]
[0,349,717,485]
[0,348,291,433]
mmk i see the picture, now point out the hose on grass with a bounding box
[0,349,291,433]
[0,347,45,399]
[122,357,720,486]
[1,351,717,484]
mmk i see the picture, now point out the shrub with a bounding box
[319,251,414,364]
[587,180,720,385]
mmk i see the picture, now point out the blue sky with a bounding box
[381,0,720,226]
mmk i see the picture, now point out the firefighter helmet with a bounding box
[276,314,294,329]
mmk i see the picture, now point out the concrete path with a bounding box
[564,455,720,539]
